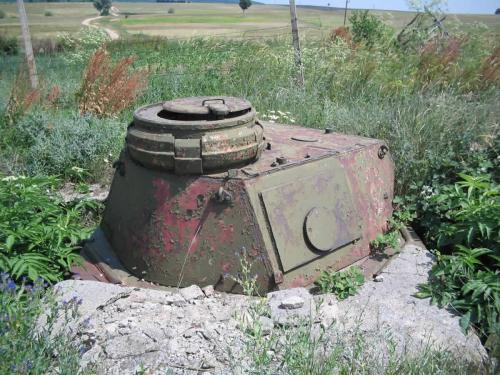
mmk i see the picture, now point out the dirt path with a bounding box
[81,14,120,40]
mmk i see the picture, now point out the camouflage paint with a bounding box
[101,121,393,294]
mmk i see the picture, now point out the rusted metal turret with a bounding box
[88,96,395,294]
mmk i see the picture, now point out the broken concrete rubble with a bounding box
[53,242,488,374]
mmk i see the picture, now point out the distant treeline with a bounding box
[0,0,93,2]
[0,0,240,2]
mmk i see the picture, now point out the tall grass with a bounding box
[0,25,498,192]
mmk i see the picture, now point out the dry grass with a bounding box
[330,26,353,47]
[418,36,463,85]
[77,47,148,117]
[4,67,40,125]
[480,46,500,87]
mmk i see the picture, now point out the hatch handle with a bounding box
[202,98,225,106]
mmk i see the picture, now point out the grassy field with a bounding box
[0,2,499,370]
[1,2,499,39]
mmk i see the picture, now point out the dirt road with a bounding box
[81,14,119,40]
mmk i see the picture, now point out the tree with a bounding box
[239,0,251,14]
[495,8,500,15]
[94,0,112,16]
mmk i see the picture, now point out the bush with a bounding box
[167,7,175,14]
[0,33,18,56]
[349,10,390,47]
[0,10,6,19]
[0,175,101,282]
[409,144,500,355]
[44,10,53,17]
[57,28,110,65]
[414,170,499,347]
[11,111,124,178]
[0,274,93,374]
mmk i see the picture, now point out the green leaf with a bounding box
[5,235,15,251]
[459,311,471,332]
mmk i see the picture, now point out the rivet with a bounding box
[276,156,287,165]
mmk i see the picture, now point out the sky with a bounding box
[259,1,500,14]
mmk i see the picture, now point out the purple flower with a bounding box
[24,359,33,369]
[6,279,16,290]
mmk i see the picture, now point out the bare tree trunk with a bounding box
[16,0,38,89]
[343,0,349,26]
[288,0,304,86]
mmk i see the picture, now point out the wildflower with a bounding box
[1,176,18,182]
[24,359,34,370]
[71,166,85,174]
[6,279,16,291]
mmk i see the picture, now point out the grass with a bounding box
[0,274,94,374]
[0,6,499,371]
[1,24,498,195]
[229,248,490,374]
[1,2,499,39]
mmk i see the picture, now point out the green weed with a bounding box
[234,303,483,374]
[315,266,365,299]
[414,169,499,354]
[2,111,124,180]
[0,274,94,374]
[0,175,101,282]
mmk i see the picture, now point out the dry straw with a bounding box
[77,47,148,117]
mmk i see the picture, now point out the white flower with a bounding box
[1,176,18,182]
[71,166,85,174]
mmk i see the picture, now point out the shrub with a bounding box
[12,111,124,179]
[32,38,65,54]
[0,274,93,374]
[349,10,390,47]
[77,47,148,117]
[0,10,6,19]
[315,266,365,299]
[0,175,101,282]
[167,7,175,14]
[0,33,18,56]
[57,28,110,65]
[44,10,53,17]
[412,151,500,354]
